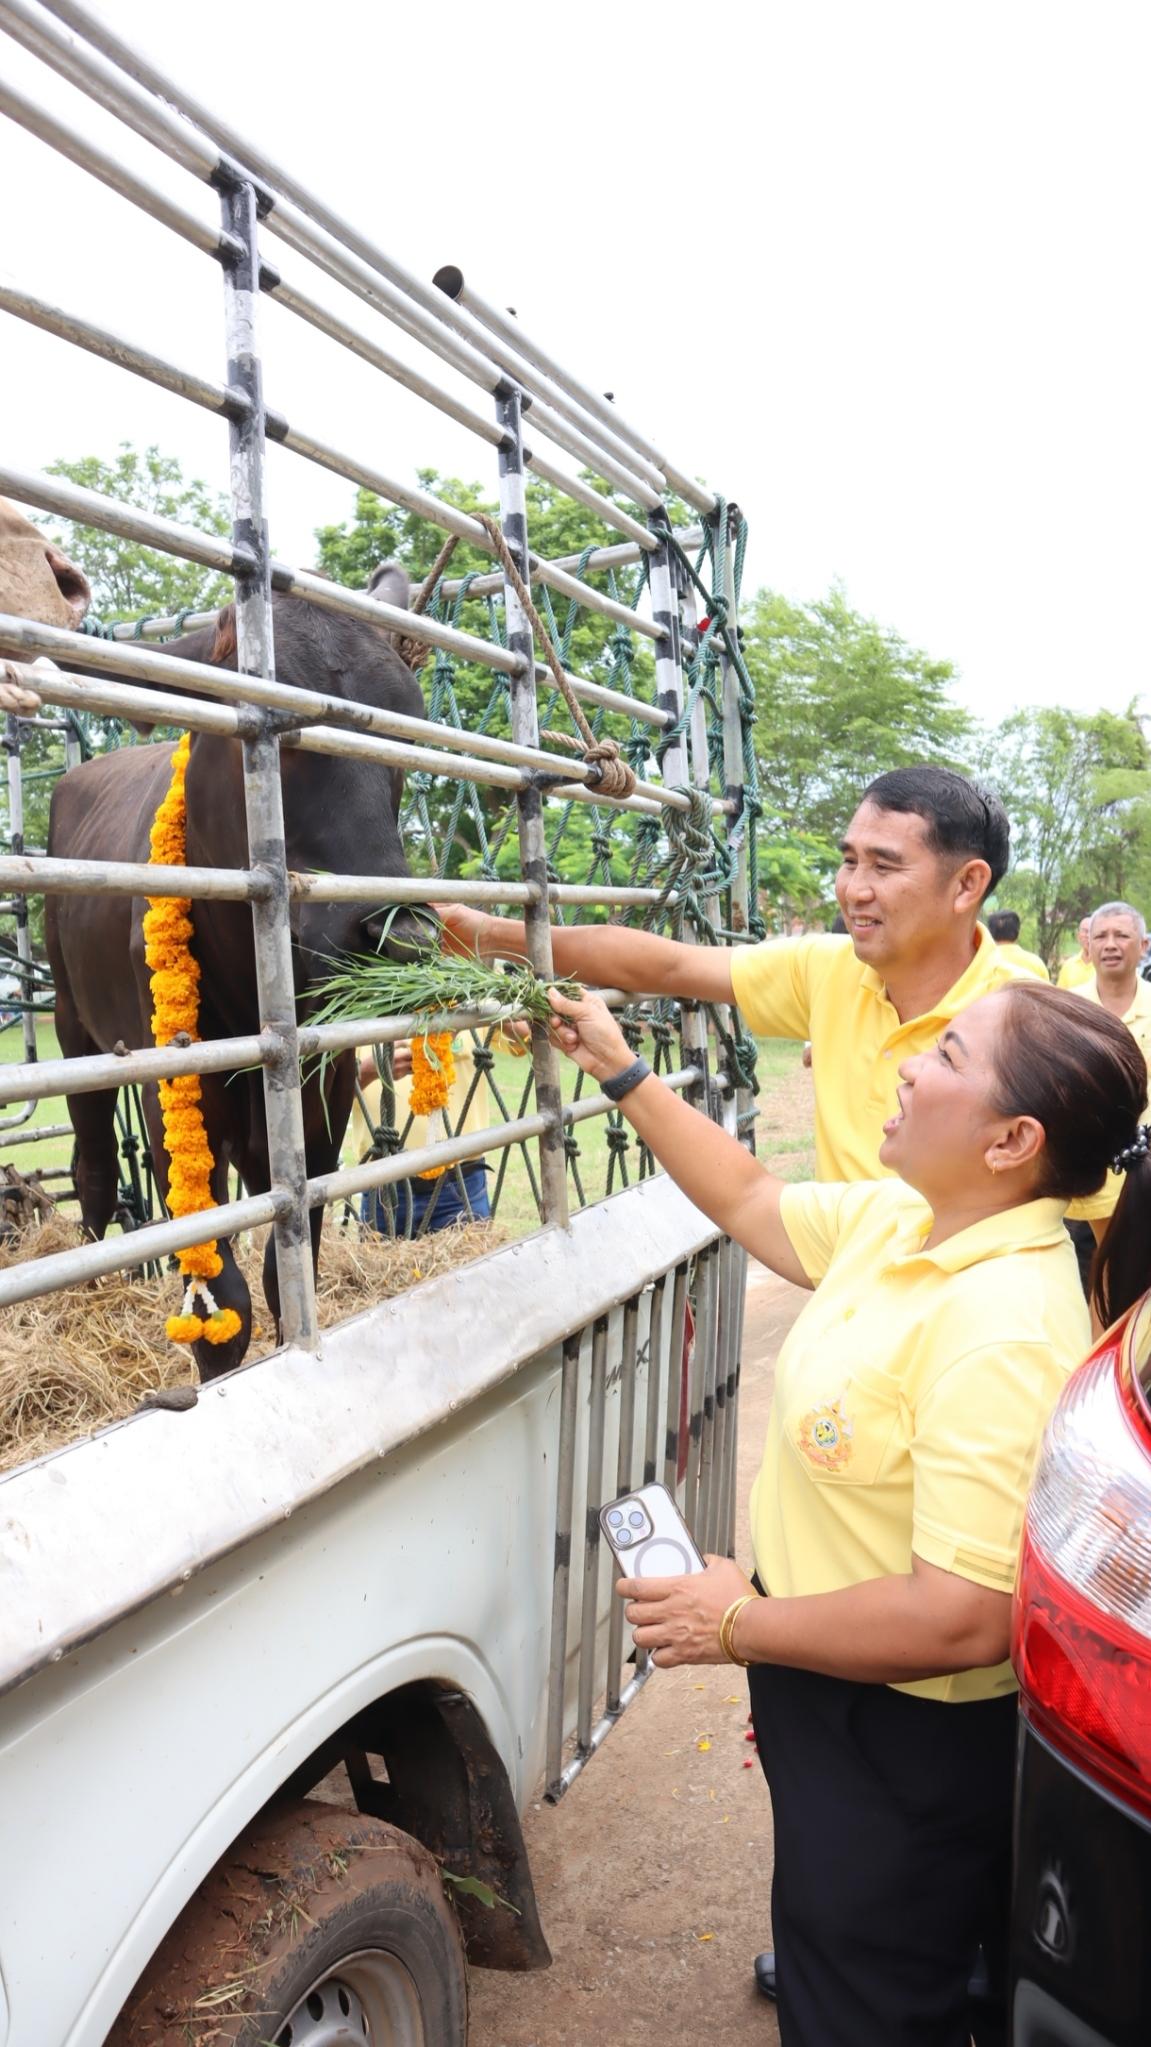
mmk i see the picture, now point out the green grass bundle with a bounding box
[310,939,580,1035]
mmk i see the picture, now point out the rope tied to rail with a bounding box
[477,513,637,801]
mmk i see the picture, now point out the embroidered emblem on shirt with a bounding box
[796,1395,854,1471]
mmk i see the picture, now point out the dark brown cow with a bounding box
[45,569,433,1381]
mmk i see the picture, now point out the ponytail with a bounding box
[1092,1148,1151,1327]
[989,984,1151,1326]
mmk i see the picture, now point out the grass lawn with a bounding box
[0,1019,815,1239]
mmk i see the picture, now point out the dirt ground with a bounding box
[468,1262,808,2047]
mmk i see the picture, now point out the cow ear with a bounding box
[44,546,91,628]
[366,561,411,613]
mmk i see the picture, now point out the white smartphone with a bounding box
[598,1480,706,1578]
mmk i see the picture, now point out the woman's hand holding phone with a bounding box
[619,1553,758,1667]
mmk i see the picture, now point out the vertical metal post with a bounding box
[576,1313,609,1755]
[691,1242,721,1544]
[606,1294,640,1706]
[718,504,752,1541]
[219,172,317,1350]
[545,1328,582,1799]
[649,513,712,1115]
[642,1275,666,1485]
[662,1260,689,1495]
[723,1242,748,1555]
[63,717,83,776]
[495,382,569,1227]
[4,717,38,1066]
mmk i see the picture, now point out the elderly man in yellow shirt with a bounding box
[1056,916,1094,989]
[986,909,1050,980]
[1067,902,1151,1257]
[443,765,1031,1185]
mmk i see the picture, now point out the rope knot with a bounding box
[582,739,635,799]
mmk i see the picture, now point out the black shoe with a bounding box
[754,1952,777,2001]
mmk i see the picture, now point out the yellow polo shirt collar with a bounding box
[881,1196,1071,1275]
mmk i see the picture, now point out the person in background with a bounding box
[547,974,1148,2047]
[1140,931,1151,982]
[1056,916,1094,989]
[788,914,807,936]
[350,1034,499,1236]
[986,909,1049,980]
[1062,902,1151,1278]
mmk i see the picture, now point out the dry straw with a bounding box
[0,1210,503,1477]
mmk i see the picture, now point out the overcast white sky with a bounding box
[1,0,1147,727]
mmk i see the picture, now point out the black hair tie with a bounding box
[1112,1124,1151,1174]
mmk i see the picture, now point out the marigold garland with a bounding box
[143,732,242,1349]
[409,1031,455,1180]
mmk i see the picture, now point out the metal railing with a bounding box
[0,0,758,1762]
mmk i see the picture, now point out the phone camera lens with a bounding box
[607,1508,623,1526]
[628,1510,646,1529]
[616,1527,633,1544]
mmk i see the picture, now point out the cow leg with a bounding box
[139,1076,253,1386]
[66,1084,122,1240]
[53,976,121,1240]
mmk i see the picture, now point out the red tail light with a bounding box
[1014,1309,1151,1823]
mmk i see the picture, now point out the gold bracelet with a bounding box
[719,1593,758,1667]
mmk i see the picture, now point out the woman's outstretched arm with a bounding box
[547,985,812,1290]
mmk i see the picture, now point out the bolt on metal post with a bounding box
[219,171,318,1351]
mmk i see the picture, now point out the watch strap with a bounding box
[601,1056,652,1103]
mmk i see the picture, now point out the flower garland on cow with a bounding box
[143,731,242,1347]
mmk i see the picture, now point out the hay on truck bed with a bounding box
[0,1211,504,1476]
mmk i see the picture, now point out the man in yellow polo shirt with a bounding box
[1069,902,1151,1243]
[441,764,1027,1184]
[1056,917,1094,989]
[986,909,1049,981]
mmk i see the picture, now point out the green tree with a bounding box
[742,583,971,849]
[981,704,1151,966]
[43,443,232,622]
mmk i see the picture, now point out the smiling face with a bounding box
[1089,912,1142,987]
[835,801,990,977]
[878,992,1045,1201]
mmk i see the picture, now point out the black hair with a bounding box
[862,766,1010,899]
[987,910,1021,943]
[987,983,1150,1324]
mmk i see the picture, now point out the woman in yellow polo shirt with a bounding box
[546,979,1148,2047]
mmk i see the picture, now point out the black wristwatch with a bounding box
[601,1056,652,1103]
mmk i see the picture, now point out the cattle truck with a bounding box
[0,5,762,2041]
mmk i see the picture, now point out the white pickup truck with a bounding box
[0,1179,736,2046]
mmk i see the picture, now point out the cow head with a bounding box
[0,498,91,630]
[203,565,437,991]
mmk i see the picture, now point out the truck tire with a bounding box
[109,1798,468,2046]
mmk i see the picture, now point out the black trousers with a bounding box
[748,1659,1016,2047]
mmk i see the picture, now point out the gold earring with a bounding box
[990,1161,1000,1176]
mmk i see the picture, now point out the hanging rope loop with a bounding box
[477,512,637,801]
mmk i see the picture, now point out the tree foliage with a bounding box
[980,705,1151,965]
[44,443,232,622]
[743,583,971,850]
